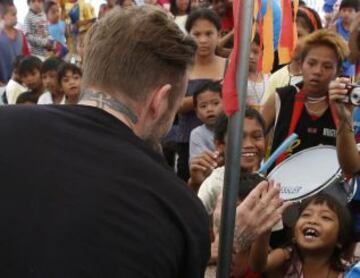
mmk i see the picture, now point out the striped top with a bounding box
[24,9,50,58]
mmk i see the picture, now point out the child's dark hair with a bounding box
[214,107,266,143]
[16,92,38,104]
[41,57,64,75]
[193,80,222,107]
[57,63,82,84]
[296,193,354,272]
[238,173,266,199]
[0,0,14,17]
[252,32,261,47]
[170,0,191,16]
[27,0,44,5]
[12,55,24,72]
[339,0,359,12]
[297,6,322,33]
[185,7,221,33]
[44,0,57,15]
[18,56,42,77]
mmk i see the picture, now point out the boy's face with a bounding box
[47,3,60,23]
[3,5,17,28]
[61,71,81,98]
[340,7,356,25]
[195,90,223,127]
[21,70,42,91]
[29,0,44,14]
[42,70,60,95]
[249,42,261,73]
[240,118,265,174]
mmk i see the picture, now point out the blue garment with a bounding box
[0,30,24,83]
[48,21,66,45]
[353,107,360,200]
[336,18,356,77]
[345,261,360,277]
[323,0,337,13]
[260,0,281,50]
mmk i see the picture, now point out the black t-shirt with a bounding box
[0,105,210,277]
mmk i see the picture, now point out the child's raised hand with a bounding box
[189,150,219,189]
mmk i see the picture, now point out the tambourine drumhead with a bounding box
[267,145,341,201]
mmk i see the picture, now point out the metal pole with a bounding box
[216,0,254,277]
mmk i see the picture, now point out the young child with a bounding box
[58,62,81,104]
[24,0,54,59]
[246,33,269,110]
[45,1,66,46]
[189,80,223,161]
[331,0,358,77]
[16,91,38,104]
[38,57,64,104]
[249,193,354,277]
[17,56,44,104]
[0,1,30,84]
[4,56,28,105]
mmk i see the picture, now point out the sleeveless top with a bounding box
[270,85,337,166]
[177,79,209,143]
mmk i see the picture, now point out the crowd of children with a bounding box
[1,0,360,277]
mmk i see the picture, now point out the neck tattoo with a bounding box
[81,91,138,125]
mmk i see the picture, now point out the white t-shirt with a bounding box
[5,79,27,104]
[37,92,65,104]
[198,166,283,231]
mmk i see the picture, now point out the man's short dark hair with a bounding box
[58,63,82,84]
[340,0,359,11]
[41,57,64,75]
[193,80,222,107]
[0,0,14,17]
[18,56,43,77]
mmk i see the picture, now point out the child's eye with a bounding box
[321,215,333,221]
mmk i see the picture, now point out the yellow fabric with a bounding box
[261,65,290,105]
[262,0,274,73]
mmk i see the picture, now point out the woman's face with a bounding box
[296,17,311,39]
[301,45,338,97]
[175,0,189,14]
[190,18,219,58]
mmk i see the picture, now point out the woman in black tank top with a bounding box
[175,8,227,181]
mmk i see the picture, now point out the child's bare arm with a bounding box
[248,232,271,272]
[249,232,291,273]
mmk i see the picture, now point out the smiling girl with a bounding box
[250,193,354,277]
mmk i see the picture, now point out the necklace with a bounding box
[248,73,265,105]
[304,102,328,116]
[306,96,327,104]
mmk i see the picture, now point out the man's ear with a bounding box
[148,84,172,120]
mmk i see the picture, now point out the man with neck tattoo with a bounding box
[0,6,288,277]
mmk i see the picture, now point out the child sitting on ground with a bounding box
[38,57,64,104]
[17,56,44,103]
[189,80,223,162]
[3,56,28,104]
[58,62,81,104]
